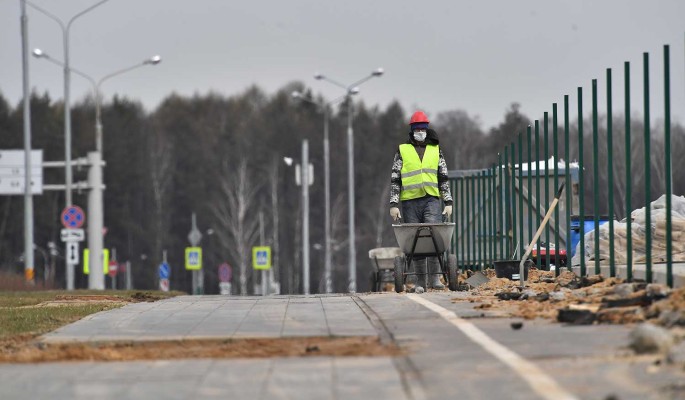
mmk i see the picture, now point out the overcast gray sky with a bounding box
[1,0,683,130]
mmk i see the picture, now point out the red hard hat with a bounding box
[409,111,429,125]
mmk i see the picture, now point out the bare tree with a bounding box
[212,158,260,295]
[148,125,173,269]
[434,109,484,169]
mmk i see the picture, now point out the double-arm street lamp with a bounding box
[27,0,109,208]
[33,49,161,289]
[313,68,383,293]
[291,90,355,293]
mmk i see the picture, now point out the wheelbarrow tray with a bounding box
[392,223,455,256]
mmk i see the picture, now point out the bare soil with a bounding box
[0,336,402,363]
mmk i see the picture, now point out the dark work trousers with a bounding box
[400,196,441,287]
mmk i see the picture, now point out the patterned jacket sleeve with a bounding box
[438,149,453,205]
[389,149,402,206]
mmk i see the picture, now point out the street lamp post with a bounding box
[291,91,350,293]
[313,68,384,293]
[33,49,161,289]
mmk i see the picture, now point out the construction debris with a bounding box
[453,267,685,329]
[629,323,676,354]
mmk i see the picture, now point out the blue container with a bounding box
[569,215,610,257]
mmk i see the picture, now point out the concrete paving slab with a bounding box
[42,294,377,343]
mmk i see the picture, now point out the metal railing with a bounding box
[448,40,679,287]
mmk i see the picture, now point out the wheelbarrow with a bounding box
[391,222,459,292]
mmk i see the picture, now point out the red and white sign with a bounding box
[159,278,170,292]
[108,261,118,277]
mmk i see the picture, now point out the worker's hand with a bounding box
[442,205,453,218]
[390,207,401,221]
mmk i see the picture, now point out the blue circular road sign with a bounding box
[159,262,170,279]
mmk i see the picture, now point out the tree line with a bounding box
[0,83,682,293]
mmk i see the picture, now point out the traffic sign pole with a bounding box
[61,206,85,291]
[188,213,203,295]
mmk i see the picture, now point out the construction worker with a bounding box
[390,111,453,291]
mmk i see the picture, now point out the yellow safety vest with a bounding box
[399,144,440,201]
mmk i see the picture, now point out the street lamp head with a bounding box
[283,157,294,166]
[291,91,302,99]
[348,87,360,95]
[145,55,162,65]
[314,73,324,80]
[372,67,384,77]
[32,48,46,58]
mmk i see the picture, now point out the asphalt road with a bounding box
[2,292,684,400]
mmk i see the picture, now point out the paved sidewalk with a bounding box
[42,295,378,343]
[17,294,415,400]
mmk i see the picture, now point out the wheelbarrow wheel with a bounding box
[394,256,404,293]
[448,254,459,291]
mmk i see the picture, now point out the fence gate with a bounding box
[448,162,579,271]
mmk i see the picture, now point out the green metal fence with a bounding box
[448,41,678,287]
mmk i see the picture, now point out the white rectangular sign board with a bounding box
[66,241,79,264]
[0,150,43,195]
[61,228,85,242]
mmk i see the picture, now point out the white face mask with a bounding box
[413,131,427,142]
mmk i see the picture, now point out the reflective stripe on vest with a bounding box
[399,144,440,201]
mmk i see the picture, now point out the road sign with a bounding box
[108,261,118,277]
[252,246,271,270]
[159,278,170,292]
[185,247,202,270]
[218,263,232,283]
[66,241,79,264]
[83,248,110,274]
[219,282,231,295]
[0,149,43,195]
[61,206,85,229]
[159,262,170,279]
[61,228,85,242]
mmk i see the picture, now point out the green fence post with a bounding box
[564,95,572,271]
[527,125,533,258]
[544,112,550,270]
[480,170,486,268]
[466,176,471,269]
[553,103,560,274]
[480,170,486,270]
[535,120,542,269]
[607,68,616,278]
[578,87,586,277]
[519,133,525,260]
[452,179,458,265]
[664,44,673,287]
[505,146,512,258]
[489,166,495,266]
[461,177,466,270]
[592,79,601,275]
[471,175,477,270]
[643,52,652,283]
[499,153,505,259]
[625,61,633,282]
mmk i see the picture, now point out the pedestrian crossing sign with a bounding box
[252,246,271,270]
[185,247,202,270]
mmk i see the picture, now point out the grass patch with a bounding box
[0,304,120,338]
[0,290,184,340]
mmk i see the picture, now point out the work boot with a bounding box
[407,259,426,293]
[427,258,445,290]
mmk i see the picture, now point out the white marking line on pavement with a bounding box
[407,294,578,400]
